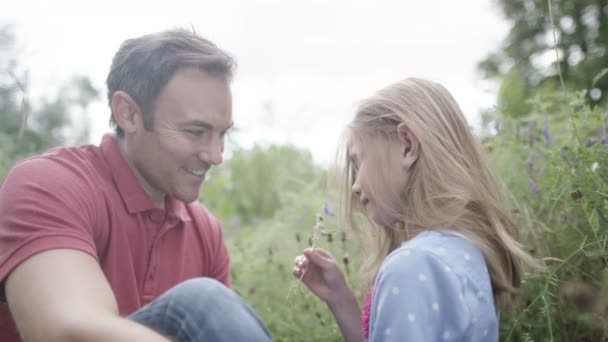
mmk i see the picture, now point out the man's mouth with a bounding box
[184,168,206,177]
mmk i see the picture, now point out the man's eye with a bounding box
[186,129,206,137]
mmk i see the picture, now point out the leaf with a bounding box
[596,208,608,238]
[592,68,608,87]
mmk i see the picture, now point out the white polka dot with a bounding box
[438,247,446,253]
[464,253,471,261]
[403,249,411,256]
[392,287,400,295]
[458,293,464,301]
[385,328,391,336]
[471,316,478,324]
[444,265,451,272]
[407,313,416,322]
[483,329,488,336]
[418,273,427,281]
[477,291,484,298]
[432,302,440,311]
[442,330,451,339]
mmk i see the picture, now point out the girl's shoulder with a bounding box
[380,230,493,299]
[371,231,499,341]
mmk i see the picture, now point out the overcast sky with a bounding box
[2,0,509,164]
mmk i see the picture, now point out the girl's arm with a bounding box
[326,286,364,342]
[293,248,364,342]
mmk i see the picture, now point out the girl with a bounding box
[293,78,533,341]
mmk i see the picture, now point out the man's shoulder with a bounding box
[3,143,108,191]
[13,143,103,173]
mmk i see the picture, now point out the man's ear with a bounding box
[397,122,420,170]
[111,91,142,135]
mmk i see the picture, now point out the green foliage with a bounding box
[485,90,608,341]
[480,0,608,107]
[0,26,98,178]
[498,67,532,118]
[201,144,324,228]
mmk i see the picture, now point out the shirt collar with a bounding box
[100,134,191,222]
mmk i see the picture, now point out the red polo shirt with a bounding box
[0,134,231,341]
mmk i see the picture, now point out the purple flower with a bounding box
[602,138,608,145]
[323,201,335,217]
[584,138,597,148]
[526,154,535,171]
[528,179,539,194]
[494,120,500,133]
[529,121,538,146]
[542,118,552,146]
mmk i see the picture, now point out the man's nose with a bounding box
[198,137,224,165]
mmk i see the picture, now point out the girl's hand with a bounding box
[292,248,349,304]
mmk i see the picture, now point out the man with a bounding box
[0,29,271,342]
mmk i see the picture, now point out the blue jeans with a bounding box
[129,278,272,342]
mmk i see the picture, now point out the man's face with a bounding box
[128,67,233,205]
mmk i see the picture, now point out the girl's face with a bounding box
[349,136,410,227]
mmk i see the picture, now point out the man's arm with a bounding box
[6,249,171,342]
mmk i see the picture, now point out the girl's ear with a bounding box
[397,123,420,170]
[111,91,143,135]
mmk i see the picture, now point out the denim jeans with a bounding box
[129,278,272,342]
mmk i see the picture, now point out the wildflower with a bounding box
[323,201,335,217]
[526,154,535,171]
[591,162,599,172]
[570,189,583,200]
[602,138,608,145]
[494,120,500,133]
[542,118,552,146]
[343,255,350,275]
[584,138,597,148]
[528,179,539,194]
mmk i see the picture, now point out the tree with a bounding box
[480,0,608,109]
[0,25,99,177]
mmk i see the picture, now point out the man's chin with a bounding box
[173,190,201,204]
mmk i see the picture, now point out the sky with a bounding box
[2,0,510,165]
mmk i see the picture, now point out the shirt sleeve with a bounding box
[0,157,98,287]
[369,247,471,341]
[207,218,231,288]
[194,204,231,288]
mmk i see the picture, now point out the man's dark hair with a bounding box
[106,28,236,137]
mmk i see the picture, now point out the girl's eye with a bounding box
[351,165,358,180]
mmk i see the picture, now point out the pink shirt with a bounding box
[0,134,231,342]
[362,286,374,341]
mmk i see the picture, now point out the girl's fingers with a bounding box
[293,255,308,268]
[310,247,333,258]
[305,249,335,269]
[292,266,302,277]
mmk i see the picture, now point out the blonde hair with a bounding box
[338,78,534,310]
